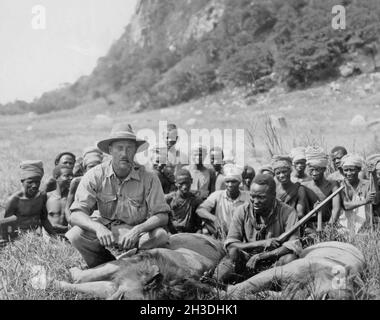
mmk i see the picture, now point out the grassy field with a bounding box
[1,73,380,299]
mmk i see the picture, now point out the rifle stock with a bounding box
[278,185,344,243]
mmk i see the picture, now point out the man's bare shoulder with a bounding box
[7,190,23,205]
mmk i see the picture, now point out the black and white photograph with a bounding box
[0,0,380,306]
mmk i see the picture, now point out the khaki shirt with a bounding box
[199,190,250,235]
[225,199,301,255]
[70,160,170,226]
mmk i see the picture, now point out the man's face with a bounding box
[274,167,291,184]
[332,151,345,170]
[294,159,306,174]
[343,166,360,183]
[242,172,255,188]
[57,168,74,190]
[109,140,137,172]
[225,178,240,195]
[250,183,275,215]
[59,155,75,169]
[191,150,204,165]
[22,177,41,198]
[166,130,178,149]
[175,176,192,196]
[210,151,223,171]
[163,165,175,183]
[308,166,325,182]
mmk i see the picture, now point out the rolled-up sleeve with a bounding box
[145,174,171,216]
[70,170,98,216]
[199,191,219,213]
[224,206,245,249]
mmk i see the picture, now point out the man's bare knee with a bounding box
[65,226,82,247]
[139,228,169,250]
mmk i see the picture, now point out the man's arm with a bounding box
[4,195,19,219]
[296,186,307,219]
[196,193,218,223]
[225,205,280,254]
[70,170,115,247]
[64,178,81,224]
[330,184,343,223]
[41,194,56,235]
[119,173,170,249]
[339,181,373,212]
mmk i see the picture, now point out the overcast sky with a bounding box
[0,0,137,104]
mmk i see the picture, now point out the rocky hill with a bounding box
[1,0,380,115]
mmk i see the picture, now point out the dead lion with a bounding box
[225,241,366,300]
[55,233,226,299]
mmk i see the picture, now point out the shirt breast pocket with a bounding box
[97,193,117,219]
[123,196,147,225]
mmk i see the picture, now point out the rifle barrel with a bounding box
[278,185,344,243]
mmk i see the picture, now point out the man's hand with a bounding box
[263,238,281,251]
[246,253,265,271]
[366,191,376,204]
[95,224,115,247]
[118,227,141,250]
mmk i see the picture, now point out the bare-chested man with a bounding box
[46,165,74,235]
[272,155,307,219]
[303,147,341,232]
[42,152,76,193]
[1,161,55,241]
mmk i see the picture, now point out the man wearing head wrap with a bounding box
[196,164,250,239]
[327,146,348,183]
[65,147,104,225]
[289,147,312,183]
[302,146,341,233]
[184,144,214,200]
[272,155,307,219]
[258,164,275,177]
[337,154,379,234]
[209,174,301,285]
[165,169,203,234]
[1,161,56,242]
[208,146,226,192]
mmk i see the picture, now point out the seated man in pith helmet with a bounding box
[66,123,171,268]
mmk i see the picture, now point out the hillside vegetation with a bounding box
[1,0,380,115]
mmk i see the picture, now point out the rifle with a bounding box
[277,185,344,244]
